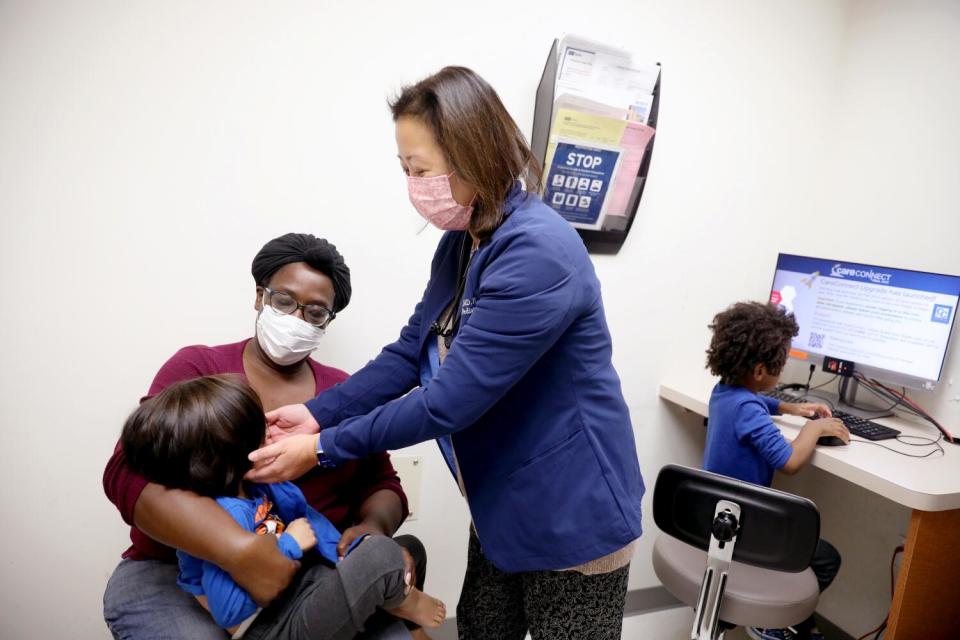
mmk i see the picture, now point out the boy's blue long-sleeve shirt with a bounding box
[176,482,353,629]
[703,383,793,487]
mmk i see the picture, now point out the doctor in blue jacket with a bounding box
[247,66,644,640]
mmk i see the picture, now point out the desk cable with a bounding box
[851,373,956,444]
[855,543,905,640]
[848,433,945,459]
[783,374,956,446]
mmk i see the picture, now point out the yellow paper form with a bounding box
[544,108,628,170]
[552,108,628,144]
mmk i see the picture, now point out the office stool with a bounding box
[651,465,821,640]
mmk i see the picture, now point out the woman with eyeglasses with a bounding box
[103,234,428,640]
[246,67,645,640]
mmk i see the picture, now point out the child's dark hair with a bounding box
[121,375,265,498]
[706,302,799,384]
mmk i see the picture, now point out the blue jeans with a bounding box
[103,554,413,640]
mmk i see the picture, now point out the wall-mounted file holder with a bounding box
[530,38,660,255]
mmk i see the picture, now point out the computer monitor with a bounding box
[769,254,960,391]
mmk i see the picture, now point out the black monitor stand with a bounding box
[832,376,895,419]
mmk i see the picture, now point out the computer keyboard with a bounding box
[832,410,900,441]
[762,390,902,441]
[761,389,805,403]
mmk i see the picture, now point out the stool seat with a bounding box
[653,534,819,629]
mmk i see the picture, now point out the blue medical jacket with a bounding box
[308,184,644,572]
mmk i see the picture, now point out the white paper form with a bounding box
[554,93,629,121]
[555,35,659,123]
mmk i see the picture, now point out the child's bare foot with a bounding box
[387,587,446,629]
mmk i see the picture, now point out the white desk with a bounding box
[659,376,960,639]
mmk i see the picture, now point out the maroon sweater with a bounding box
[102,339,409,561]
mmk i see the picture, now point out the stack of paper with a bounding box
[542,35,658,230]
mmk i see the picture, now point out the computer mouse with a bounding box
[817,435,847,446]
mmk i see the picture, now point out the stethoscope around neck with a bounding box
[430,235,477,349]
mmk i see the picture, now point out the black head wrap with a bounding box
[251,233,352,312]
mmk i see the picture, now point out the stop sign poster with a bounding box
[544,141,622,228]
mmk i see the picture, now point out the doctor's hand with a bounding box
[265,403,321,444]
[246,434,319,484]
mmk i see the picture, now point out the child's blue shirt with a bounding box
[176,481,360,629]
[703,383,793,487]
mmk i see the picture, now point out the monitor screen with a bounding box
[769,254,960,388]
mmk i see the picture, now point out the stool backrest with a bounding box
[653,465,819,572]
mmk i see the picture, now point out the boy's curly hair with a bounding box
[706,302,799,383]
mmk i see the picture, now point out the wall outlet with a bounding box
[391,456,424,521]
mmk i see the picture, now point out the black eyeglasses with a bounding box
[262,287,336,328]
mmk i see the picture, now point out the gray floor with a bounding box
[620,606,751,639]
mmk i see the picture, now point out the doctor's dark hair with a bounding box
[389,66,543,240]
[705,302,799,384]
[120,375,265,499]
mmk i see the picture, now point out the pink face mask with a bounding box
[407,172,474,231]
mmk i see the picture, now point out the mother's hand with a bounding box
[227,532,300,606]
[265,403,321,444]
[246,434,319,484]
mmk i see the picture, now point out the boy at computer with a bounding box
[703,301,847,640]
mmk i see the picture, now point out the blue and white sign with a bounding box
[544,142,620,227]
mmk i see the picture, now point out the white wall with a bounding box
[0,1,956,638]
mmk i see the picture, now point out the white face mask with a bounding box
[255,302,326,366]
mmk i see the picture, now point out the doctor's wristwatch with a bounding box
[315,434,337,469]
